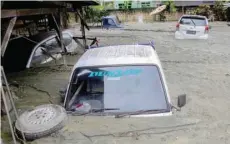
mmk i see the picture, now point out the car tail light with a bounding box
[205,25,209,33]
[176,23,180,31]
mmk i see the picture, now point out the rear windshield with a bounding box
[180,17,207,26]
[65,66,169,113]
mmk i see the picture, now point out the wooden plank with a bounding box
[1,8,58,18]
[1,1,4,8]
[1,17,17,57]
[78,8,87,50]
[76,8,89,30]
[50,14,67,66]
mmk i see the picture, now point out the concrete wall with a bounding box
[110,10,184,22]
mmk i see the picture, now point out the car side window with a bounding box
[44,37,60,52]
[62,33,72,46]
[180,18,192,25]
[108,19,115,25]
[30,47,48,67]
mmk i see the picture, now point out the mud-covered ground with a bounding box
[1,22,230,144]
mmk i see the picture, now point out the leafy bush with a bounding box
[192,1,230,21]
[213,1,227,21]
[85,6,109,23]
[226,7,230,21]
[159,0,177,21]
[194,4,211,18]
[164,0,177,13]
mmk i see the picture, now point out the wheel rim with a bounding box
[26,107,56,125]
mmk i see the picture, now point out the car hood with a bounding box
[33,115,201,144]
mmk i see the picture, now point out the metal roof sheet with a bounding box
[1,1,99,9]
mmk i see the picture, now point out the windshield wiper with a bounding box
[190,19,196,27]
[115,109,167,118]
[67,108,120,116]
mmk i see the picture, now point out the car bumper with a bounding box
[175,31,208,40]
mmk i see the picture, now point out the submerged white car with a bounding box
[2,30,78,72]
[62,43,186,117]
[175,15,210,39]
[14,43,188,142]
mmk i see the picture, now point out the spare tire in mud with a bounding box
[15,104,67,141]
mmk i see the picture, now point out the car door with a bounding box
[62,33,78,52]
[27,37,62,68]
[44,37,62,55]
[29,46,51,67]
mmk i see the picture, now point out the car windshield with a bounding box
[65,65,169,114]
[180,17,207,26]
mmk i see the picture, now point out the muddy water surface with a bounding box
[2,22,230,144]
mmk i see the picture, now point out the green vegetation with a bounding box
[191,1,230,21]
[213,1,227,21]
[84,5,109,23]
[1,132,12,144]
[163,0,177,13]
[160,0,177,21]
[193,4,212,18]
[226,7,230,21]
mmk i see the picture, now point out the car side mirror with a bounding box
[177,94,186,108]
[59,87,67,102]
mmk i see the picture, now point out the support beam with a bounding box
[79,7,87,50]
[1,8,58,18]
[74,38,85,50]
[1,1,4,8]
[76,8,90,31]
[73,36,98,47]
[1,17,17,57]
[50,14,67,66]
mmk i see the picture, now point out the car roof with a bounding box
[73,45,161,69]
[102,15,117,19]
[180,15,207,19]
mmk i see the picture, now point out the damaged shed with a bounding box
[1,1,99,73]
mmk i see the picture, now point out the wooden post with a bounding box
[1,17,17,57]
[58,12,67,66]
[51,14,67,66]
[79,7,87,50]
[182,1,185,14]
[1,66,27,144]
[61,8,68,29]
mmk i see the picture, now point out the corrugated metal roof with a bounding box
[1,1,99,9]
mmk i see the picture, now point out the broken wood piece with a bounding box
[1,17,17,57]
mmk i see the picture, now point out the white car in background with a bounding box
[175,15,210,39]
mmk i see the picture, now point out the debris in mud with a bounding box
[28,65,74,73]
[12,82,54,104]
